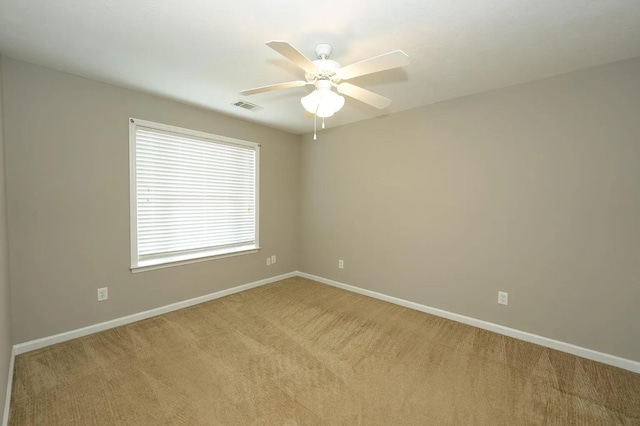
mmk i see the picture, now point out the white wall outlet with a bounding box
[97,287,108,301]
[266,257,271,266]
[498,291,508,305]
[338,259,344,269]
[271,255,276,264]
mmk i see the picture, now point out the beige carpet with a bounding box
[9,277,640,425]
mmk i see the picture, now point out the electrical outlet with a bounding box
[271,255,276,264]
[498,291,508,305]
[266,257,271,266]
[97,287,108,302]
[338,259,344,269]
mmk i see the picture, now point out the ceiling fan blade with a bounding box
[337,82,392,109]
[266,40,318,75]
[336,50,409,80]
[240,80,308,96]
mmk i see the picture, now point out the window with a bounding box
[129,118,260,271]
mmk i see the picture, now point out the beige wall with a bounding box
[300,57,640,362]
[0,55,13,423]
[2,57,300,343]
[2,53,639,364]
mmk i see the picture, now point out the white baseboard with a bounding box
[10,269,640,375]
[13,271,297,356]
[2,347,15,426]
[297,272,640,374]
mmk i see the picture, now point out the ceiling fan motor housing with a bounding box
[306,43,341,81]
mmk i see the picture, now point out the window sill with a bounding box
[131,245,261,273]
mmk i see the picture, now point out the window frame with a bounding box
[129,118,260,272]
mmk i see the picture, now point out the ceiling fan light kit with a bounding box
[240,40,409,137]
[301,79,345,118]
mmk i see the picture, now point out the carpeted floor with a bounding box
[9,277,640,425]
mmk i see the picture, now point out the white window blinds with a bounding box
[130,119,259,270]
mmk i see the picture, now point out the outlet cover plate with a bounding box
[97,287,108,301]
[498,291,508,305]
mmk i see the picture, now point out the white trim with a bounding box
[130,118,260,149]
[2,347,15,426]
[11,270,639,374]
[13,272,296,355]
[128,118,138,270]
[130,247,261,273]
[254,143,260,256]
[296,272,640,374]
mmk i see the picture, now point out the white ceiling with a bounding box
[1,0,639,135]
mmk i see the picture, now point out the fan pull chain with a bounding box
[313,113,317,140]
[322,117,325,129]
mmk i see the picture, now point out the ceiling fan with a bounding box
[240,41,410,120]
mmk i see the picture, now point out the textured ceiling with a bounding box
[1,0,639,134]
